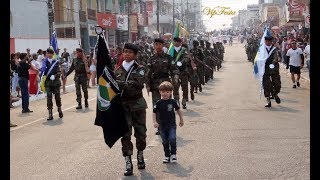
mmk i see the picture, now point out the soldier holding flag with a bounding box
[114,43,148,176]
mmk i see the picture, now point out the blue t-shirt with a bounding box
[153,99,180,129]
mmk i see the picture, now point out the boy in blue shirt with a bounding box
[153,81,184,163]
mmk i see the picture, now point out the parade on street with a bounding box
[10,0,310,179]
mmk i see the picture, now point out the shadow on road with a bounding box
[163,163,193,178]
[281,99,299,103]
[177,136,195,147]
[268,105,299,113]
[42,118,64,126]
[120,170,156,180]
[197,91,213,96]
[183,108,201,117]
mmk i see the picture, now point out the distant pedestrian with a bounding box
[153,81,184,163]
[304,41,310,79]
[29,54,40,94]
[286,40,304,88]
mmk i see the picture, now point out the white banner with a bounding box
[116,15,128,31]
[88,24,96,36]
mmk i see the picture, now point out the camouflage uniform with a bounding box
[114,61,148,157]
[203,42,213,83]
[146,52,179,108]
[192,41,205,92]
[66,57,89,108]
[172,46,192,108]
[43,59,63,120]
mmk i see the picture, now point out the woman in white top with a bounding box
[304,41,310,79]
[89,54,97,87]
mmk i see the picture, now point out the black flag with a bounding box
[94,26,128,148]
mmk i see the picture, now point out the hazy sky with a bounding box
[201,0,259,31]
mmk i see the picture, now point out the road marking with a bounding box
[10,97,97,132]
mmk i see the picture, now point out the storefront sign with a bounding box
[88,24,96,36]
[116,15,128,31]
[288,0,305,21]
[130,15,138,33]
[97,13,117,30]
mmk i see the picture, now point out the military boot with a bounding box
[137,151,146,169]
[47,109,53,120]
[190,91,195,100]
[58,107,63,118]
[265,97,271,107]
[85,99,89,108]
[124,156,133,176]
[182,99,187,109]
[76,102,82,110]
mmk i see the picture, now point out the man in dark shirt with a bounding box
[17,53,33,113]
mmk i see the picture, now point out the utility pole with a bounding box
[173,0,175,32]
[128,0,132,43]
[186,0,189,31]
[156,0,160,32]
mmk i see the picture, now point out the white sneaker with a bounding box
[163,156,170,163]
[170,154,177,163]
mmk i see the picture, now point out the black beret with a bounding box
[173,37,182,42]
[46,48,54,54]
[154,38,165,44]
[76,48,83,52]
[124,43,139,54]
[264,36,273,40]
[205,41,211,44]
[193,40,199,44]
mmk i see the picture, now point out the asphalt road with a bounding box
[10,42,310,180]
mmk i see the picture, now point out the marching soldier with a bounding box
[199,40,206,86]
[64,48,91,109]
[193,40,205,92]
[263,35,282,107]
[204,41,214,83]
[114,43,148,176]
[40,48,63,120]
[171,37,192,109]
[146,38,179,135]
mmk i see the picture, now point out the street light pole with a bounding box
[173,0,175,32]
[48,0,54,44]
[127,0,132,43]
[156,0,160,32]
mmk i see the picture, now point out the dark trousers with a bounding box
[46,84,62,110]
[121,109,147,156]
[75,78,88,103]
[160,127,177,157]
[18,77,29,111]
[263,73,281,98]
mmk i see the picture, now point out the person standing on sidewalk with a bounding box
[286,40,304,88]
[40,48,63,120]
[17,53,33,113]
[303,40,310,79]
[64,48,91,109]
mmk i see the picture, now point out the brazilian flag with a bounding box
[94,27,128,148]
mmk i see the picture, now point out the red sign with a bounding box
[97,13,117,30]
[146,1,153,13]
[289,0,305,20]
